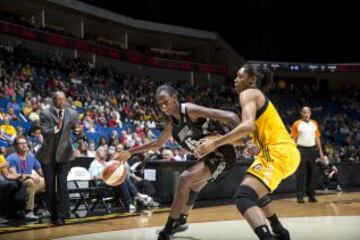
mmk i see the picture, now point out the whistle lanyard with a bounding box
[17,154,28,174]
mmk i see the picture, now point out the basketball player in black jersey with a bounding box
[114,85,289,240]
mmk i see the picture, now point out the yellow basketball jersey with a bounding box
[250,97,295,149]
[247,95,300,192]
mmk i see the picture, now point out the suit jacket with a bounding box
[36,106,79,164]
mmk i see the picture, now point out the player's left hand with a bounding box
[113,150,131,162]
[195,137,218,159]
[243,141,259,157]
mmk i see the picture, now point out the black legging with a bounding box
[0,176,25,216]
[323,174,340,188]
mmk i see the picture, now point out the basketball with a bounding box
[102,161,127,186]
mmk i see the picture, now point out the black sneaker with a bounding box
[308,197,318,203]
[273,228,290,240]
[157,230,171,240]
[171,221,189,235]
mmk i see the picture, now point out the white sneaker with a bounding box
[0,216,8,224]
[149,199,160,208]
[140,196,160,208]
[336,185,342,192]
[135,193,148,201]
[38,209,51,217]
[129,204,136,213]
[143,196,153,206]
[25,211,39,220]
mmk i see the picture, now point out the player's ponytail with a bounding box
[260,68,274,93]
[242,64,274,92]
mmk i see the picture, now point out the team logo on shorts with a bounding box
[253,164,263,172]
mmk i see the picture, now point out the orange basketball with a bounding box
[102,161,127,186]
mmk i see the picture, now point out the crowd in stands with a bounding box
[0,39,359,163]
[0,39,359,225]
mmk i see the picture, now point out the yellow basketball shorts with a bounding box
[247,143,300,192]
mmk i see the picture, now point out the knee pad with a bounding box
[258,195,272,208]
[186,190,199,206]
[234,185,259,214]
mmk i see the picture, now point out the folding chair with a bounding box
[67,167,92,215]
[67,167,112,216]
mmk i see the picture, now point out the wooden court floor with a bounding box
[1,191,359,240]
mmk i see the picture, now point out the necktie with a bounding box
[58,109,63,119]
[57,109,64,132]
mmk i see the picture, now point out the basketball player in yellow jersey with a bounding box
[196,64,300,240]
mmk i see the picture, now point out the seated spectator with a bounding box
[0,151,25,224]
[0,117,17,143]
[117,144,158,207]
[5,83,16,98]
[120,130,129,145]
[28,109,41,123]
[73,141,92,158]
[83,110,96,132]
[108,145,116,159]
[32,131,43,153]
[7,107,18,121]
[96,112,107,127]
[0,111,7,121]
[87,141,96,158]
[110,130,120,142]
[16,126,24,137]
[7,135,45,220]
[107,114,120,128]
[174,148,188,162]
[40,97,51,111]
[133,137,143,148]
[6,96,20,112]
[161,148,175,161]
[135,125,145,138]
[144,126,156,141]
[89,146,134,212]
[98,136,108,150]
[73,123,84,137]
[109,108,122,128]
[30,97,40,113]
[109,137,120,148]
[73,97,83,108]
[22,100,33,117]
[89,146,156,212]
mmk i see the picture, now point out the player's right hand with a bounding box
[113,150,131,162]
[31,175,40,184]
[56,119,63,130]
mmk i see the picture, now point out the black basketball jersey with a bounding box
[170,103,229,153]
[317,161,334,177]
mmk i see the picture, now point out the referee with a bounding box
[291,106,324,203]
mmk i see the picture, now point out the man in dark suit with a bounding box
[36,91,81,225]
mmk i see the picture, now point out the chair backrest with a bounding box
[67,167,91,181]
[67,167,91,189]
